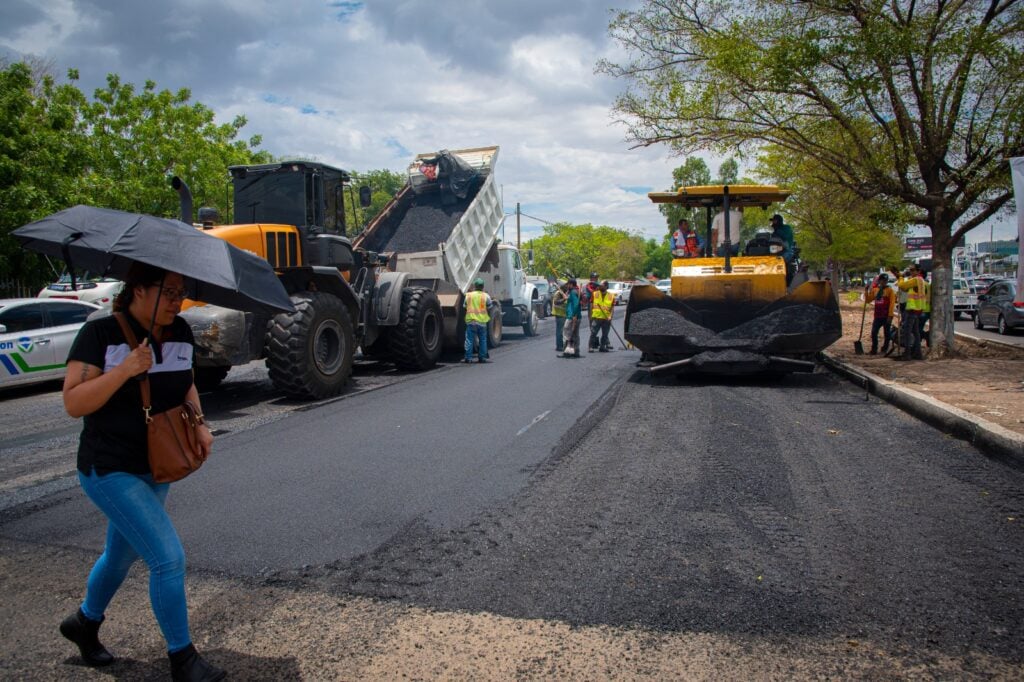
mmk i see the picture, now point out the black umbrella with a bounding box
[13,205,295,315]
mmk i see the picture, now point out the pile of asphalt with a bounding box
[382,191,473,253]
[628,308,712,341]
[720,304,837,339]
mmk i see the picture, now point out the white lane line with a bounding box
[516,410,551,437]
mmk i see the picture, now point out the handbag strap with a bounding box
[113,312,154,422]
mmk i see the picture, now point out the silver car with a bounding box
[0,298,102,389]
[974,279,1023,335]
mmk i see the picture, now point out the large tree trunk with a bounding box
[929,221,956,358]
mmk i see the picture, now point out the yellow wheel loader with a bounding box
[624,185,842,375]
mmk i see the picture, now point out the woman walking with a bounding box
[59,262,225,681]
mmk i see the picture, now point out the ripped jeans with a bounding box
[77,469,191,652]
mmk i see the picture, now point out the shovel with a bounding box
[854,291,868,354]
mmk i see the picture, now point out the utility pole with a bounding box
[516,202,521,250]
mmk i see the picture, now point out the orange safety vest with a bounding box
[591,291,615,320]
[465,290,490,324]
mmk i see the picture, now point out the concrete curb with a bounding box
[953,330,1024,352]
[820,352,1024,468]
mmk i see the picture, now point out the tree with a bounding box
[347,168,406,233]
[81,74,272,220]
[643,237,672,278]
[0,62,89,283]
[756,145,909,278]
[531,223,647,281]
[601,0,1024,355]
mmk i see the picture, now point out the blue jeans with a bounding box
[78,469,191,652]
[465,322,487,360]
[554,316,565,351]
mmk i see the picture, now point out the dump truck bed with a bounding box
[354,146,502,294]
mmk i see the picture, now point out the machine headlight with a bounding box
[769,244,784,254]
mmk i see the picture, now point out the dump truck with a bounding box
[624,185,842,375]
[353,146,538,353]
[174,159,448,399]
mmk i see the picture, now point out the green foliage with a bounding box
[642,238,672,278]
[0,62,89,281]
[755,143,909,273]
[0,63,270,284]
[347,168,406,233]
[80,74,272,219]
[658,156,741,237]
[530,223,647,282]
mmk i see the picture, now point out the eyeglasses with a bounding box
[154,286,189,301]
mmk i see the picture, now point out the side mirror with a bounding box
[358,185,372,208]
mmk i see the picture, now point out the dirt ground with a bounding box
[828,296,1024,437]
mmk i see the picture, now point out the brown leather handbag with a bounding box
[114,313,206,483]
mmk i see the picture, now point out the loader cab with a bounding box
[228,161,355,271]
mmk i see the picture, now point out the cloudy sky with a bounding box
[1,0,1017,245]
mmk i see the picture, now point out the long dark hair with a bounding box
[112,262,168,312]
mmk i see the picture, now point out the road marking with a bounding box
[516,410,551,436]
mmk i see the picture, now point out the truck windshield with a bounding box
[234,172,306,227]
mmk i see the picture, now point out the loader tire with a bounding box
[266,292,354,399]
[194,366,230,392]
[389,287,443,371]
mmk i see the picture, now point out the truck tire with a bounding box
[388,287,443,370]
[487,305,502,348]
[265,292,354,399]
[522,309,539,336]
[194,366,230,392]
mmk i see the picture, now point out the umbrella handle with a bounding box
[60,233,83,291]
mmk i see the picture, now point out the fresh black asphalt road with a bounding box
[1,317,639,574]
[3,313,1022,664]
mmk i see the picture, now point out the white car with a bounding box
[38,273,123,309]
[654,279,672,294]
[0,298,102,389]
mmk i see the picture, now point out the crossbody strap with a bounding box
[113,312,154,423]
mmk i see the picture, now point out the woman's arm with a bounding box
[63,339,153,418]
[185,383,214,459]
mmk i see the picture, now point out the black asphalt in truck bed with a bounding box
[380,191,473,254]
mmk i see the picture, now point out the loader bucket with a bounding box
[624,280,842,373]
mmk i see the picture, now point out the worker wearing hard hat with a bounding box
[463,278,492,364]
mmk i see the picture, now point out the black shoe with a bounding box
[461,358,472,364]
[169,644,226,682]
[599,347,610,353]
[868,350,877,355]
[60,608,114,667]
[478,358,490,363]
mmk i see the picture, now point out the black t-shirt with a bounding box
[68,313,195,475]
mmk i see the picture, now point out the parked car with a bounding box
[38,272,123,309]
[952,277,978,320]
[0,298,103,389]
[606,281,628,305]
[654,279,672,294]
[527,278,556,317]
[974,279,1023,335]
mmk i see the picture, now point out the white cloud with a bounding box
[0,0,720,242]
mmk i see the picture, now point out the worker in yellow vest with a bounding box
[588,280,616,352]
[463,278,492,364]
[551,281,568,353]
[896,264,926,360]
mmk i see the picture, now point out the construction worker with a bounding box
[589,280,616,352]
[896,264,926,360]
[581,272,600,314]
[562,278,582,358]
[670,219,703,258]
[462,278,491,364]
[551,281,568,353]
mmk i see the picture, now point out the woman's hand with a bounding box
[118,338,153,378]
[197,424,214,461]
